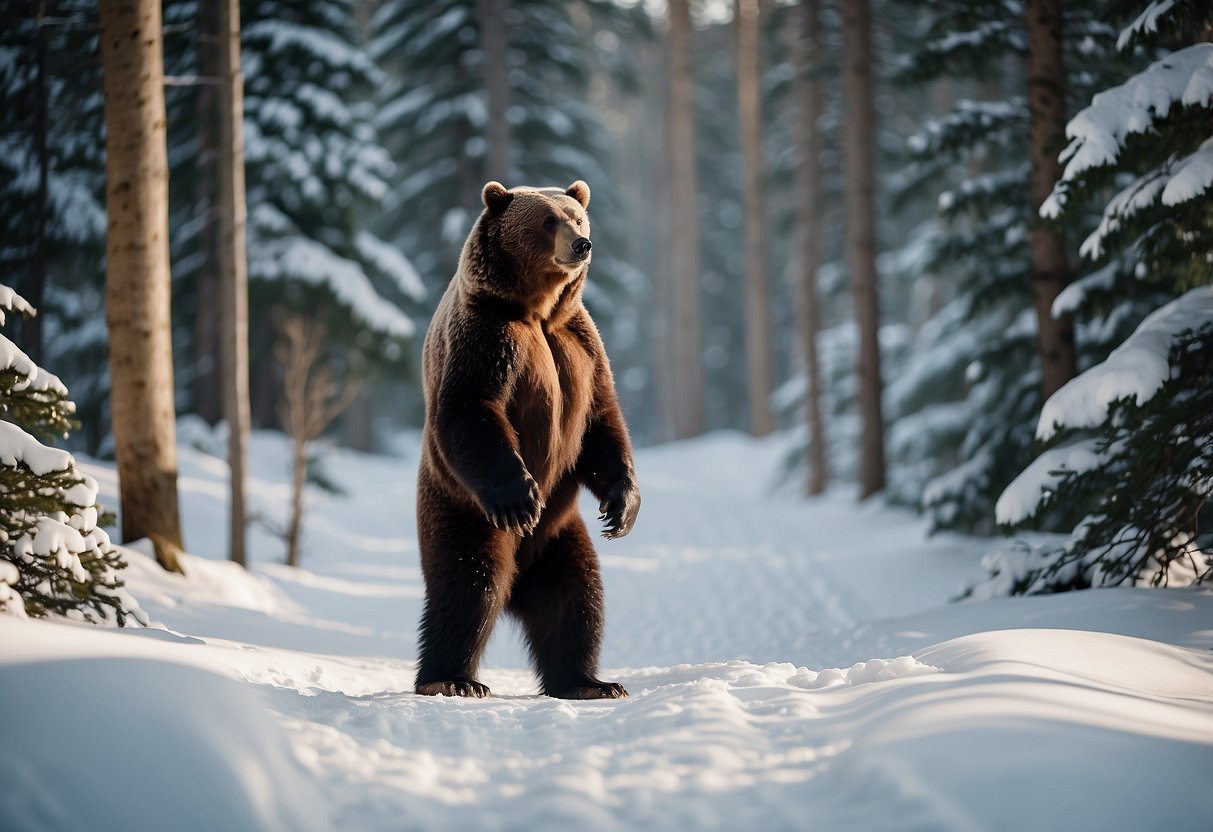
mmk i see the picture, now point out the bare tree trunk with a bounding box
[841,0,886,498]
[217,0,251,567]
[479,0,512,182]
[1025,0,1076,400]
[286,430,306,568]
[192,0,222,425]
[794,0,828,495]
[667,0,704,439]
[735,0,774,438]
[99,0,184,571]
[277,316,358,568]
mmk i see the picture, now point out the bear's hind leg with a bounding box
[508,518,627,700]
[415,517,516,698]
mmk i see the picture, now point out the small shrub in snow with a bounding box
[0,285,143,624]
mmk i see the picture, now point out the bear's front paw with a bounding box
[598,477,640,539]
[482,473,544,536]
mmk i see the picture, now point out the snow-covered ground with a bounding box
[2,430,1212,831]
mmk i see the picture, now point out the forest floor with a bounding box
[2,428,1212,831]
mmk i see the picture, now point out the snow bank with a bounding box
[0,658,329,832]
[1037,285,1213,440]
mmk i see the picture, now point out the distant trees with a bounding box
[98,0,184,572]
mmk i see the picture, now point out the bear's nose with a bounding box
[573,237,592,259]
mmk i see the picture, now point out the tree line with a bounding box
[0,0,1210,622]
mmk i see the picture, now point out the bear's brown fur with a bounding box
[414,180,640,699]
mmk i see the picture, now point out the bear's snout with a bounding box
[572,237,592,260]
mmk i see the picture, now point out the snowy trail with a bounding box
[3,430,1213,831]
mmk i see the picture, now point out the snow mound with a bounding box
[787,656,941,690]
[0,658,329,832]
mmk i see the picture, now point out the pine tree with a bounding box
[0,285,143,624]
[975,1,1213,594]
[889,0,1136,531]
[241,0,425,371]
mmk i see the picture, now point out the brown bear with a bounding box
[414,179,640,700]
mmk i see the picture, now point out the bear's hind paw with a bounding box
[548,680,628,700]
[416,680,491,698]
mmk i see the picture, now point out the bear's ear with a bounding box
[565,180,590,209]
[482,181,513,213]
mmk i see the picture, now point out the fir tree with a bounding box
[241,0,425,362]
[975,1,1213,593]
[0,285,143,624]
[889,0,1137,531]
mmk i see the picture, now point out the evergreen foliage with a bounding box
[888,0,1135,532]
[242,0,425,353]
[977,1,1213,593]
[0,2,110,452]
[0,285,142,624]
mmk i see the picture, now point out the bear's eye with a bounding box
[576,218,582,228]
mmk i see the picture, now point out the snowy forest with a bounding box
[2,0,1213,830]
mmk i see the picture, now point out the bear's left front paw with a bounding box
[598,477,640,539]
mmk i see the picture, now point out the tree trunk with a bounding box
[343,391,374,452]
[99,0,184,571]
[735,0,774,438]
[217,0,251,568]
[479,0,512,182]
[1025,0,1076,400]
[27,2,48,366]
[841,0,886,498]
[192,0,222,425]
[667,0,704,439]
[794,0,828,495]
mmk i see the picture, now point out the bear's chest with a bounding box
[508,324,594,486]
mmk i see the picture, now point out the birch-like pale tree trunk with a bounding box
[667,0,704,439]
[735,0,774,437]
[841,0,886,498]
[1025,0,1077,399]
[99,0,184,571]
[217,0,251,567]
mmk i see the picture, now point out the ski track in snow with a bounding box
[3,430,1213,831]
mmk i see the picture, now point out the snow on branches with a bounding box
[0,284,143,624]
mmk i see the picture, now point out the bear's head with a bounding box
[472,180,593,306]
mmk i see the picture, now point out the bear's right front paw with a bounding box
[416,680,491,698]
[481,474,543,536]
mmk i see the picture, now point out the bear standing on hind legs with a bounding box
[414,179,641,700]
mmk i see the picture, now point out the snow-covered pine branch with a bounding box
[1042,42,1213,220]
